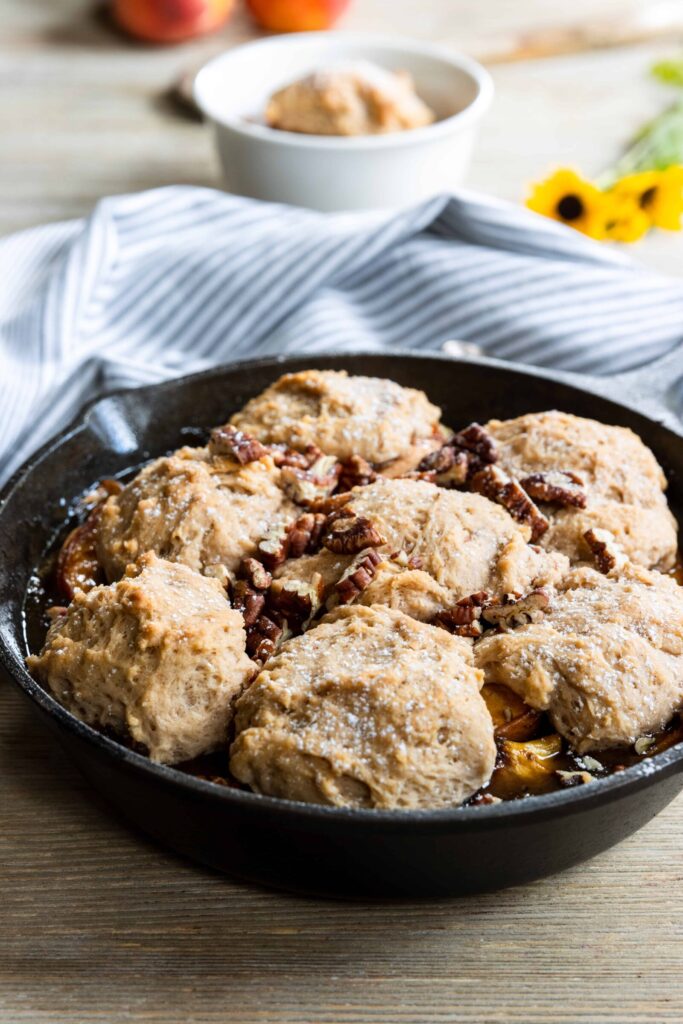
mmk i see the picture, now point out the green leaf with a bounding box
[652,57,683,88]
[600,98,683,185]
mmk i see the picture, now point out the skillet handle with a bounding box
[585,344,683,437]
[442,340,683,437]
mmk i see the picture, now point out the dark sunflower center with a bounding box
[639,186,657,208]
[556,194,584,221]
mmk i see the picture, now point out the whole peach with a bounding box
[113,0,235,43]
[246,0,351,32]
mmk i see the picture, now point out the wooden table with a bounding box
[2,3,683,1022]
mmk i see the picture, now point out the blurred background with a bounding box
[2,0,683,273]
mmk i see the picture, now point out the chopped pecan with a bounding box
[287,512,327,558]
[209,424,269,464]
[583,528,626,574]
[436,451,470,487]
[434,616,483,639]
[418,445,456,474]
[246,613,291,663]
[400,470,438,483]
[470,465,549,541]
[281,455,341,505]
[238,557,272,591]
[306,492,354,516]
[337,455,378,492]
[417,445,469,487]
[481,588,550,630]
[269,575,324,629]
[257,522,291,571]
[270,444,323,470]
[231,579,266,627]
[324,514,386,555]
[391,550,425,570]
[419,426,495,487]
[520,470,587,509]
[433,592,489,638]
[257,511,328,569]
[452,423,498,465]
[336,548,383,605]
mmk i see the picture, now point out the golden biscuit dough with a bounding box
[230,369,442,466]
[230,604,495,809]
[475,563,683,753]
[487,410,677,570]
[97,445,292,581]
[28,554,255,764]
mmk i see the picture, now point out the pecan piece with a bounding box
[337,455,378,492]
[583,528,626,574]
[231,579,266,627]
[417,445,469,487]
[257,511,328,569]
[452,423,498,465]
[335,548,383,605]
[433,591,489,638]
[209,424,269,464]
[391,550,424,570]
[269,575,324,630]
[400,470,438,483]
[419,425,496,487]
[470,465,549,541]
[270,444,323,470]
[436,450,469,487]
[281,455,341,505]
[246,613,291,663]
[418,445,456,474]
[324,514,386,555]
[306,492,354,516]
[238,557,272,591]
[287,512,327,558]
[257,522,291,571]
[520,470,587,509]
[481,588,550,630]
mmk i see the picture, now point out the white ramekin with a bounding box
[194,32,494,212]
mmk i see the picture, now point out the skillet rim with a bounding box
[1,350,683,829]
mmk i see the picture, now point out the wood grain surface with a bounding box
[2,3,683,1022]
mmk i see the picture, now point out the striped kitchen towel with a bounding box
[1,184,682,485]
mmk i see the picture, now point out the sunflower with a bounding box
[604,193,651,243]
[610,166,683,231]
[526,169,610,239]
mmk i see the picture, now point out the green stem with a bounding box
[598,97,683,189]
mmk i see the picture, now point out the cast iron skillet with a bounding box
[1,350,683,899]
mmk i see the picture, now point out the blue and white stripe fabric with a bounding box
[1,184,682,485]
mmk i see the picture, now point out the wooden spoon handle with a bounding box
[478,1,683,64]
